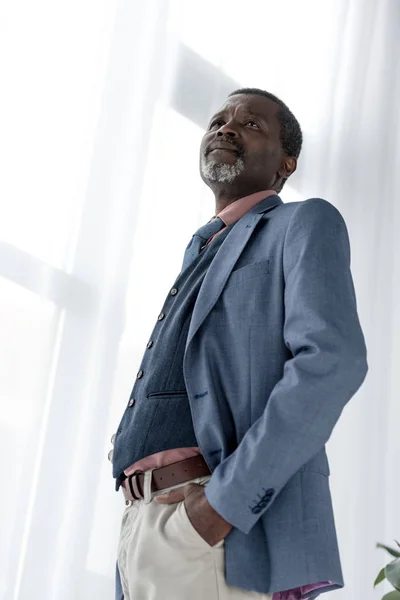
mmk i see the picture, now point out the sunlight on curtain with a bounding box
[0,0,119,598]
[0,279,57,598]
[0,0,118,268]
[1,0,399,599]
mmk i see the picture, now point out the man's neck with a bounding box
[213,185,276,214]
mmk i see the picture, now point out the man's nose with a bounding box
[217,121,238,137]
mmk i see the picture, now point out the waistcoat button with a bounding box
[108,449,114,462]
[111,433,116,445]
[137,370,144,379]
[128,398,136,407]
[146,340,153,349]
[157,313,165,321]
[170,288,178,295]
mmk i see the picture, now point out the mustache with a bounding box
[205,138,245,158]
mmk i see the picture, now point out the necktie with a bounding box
[181,216,225,272]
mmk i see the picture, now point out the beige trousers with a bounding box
[117,471,273,600]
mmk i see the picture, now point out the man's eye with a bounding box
[209,119,224,129]
[246,120,259,128]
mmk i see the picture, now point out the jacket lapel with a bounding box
[186,194,282,349]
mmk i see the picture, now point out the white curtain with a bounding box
[0,1,399,598]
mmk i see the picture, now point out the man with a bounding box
[110,88,368,600]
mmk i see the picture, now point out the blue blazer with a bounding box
[181,195,368,595]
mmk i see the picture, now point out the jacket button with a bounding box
[128,398,136,407]
[146,340,153,349]
[251,506,262,514]
[157,313,165,321]
[137,370,144,379]
[111,433,116,445]
[170,288,178,296]
[108,449,114,462]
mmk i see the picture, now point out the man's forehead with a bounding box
[212,94,279,119]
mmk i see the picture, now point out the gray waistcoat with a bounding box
[112,225,233,487]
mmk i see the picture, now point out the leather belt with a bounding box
[121,455,211,503]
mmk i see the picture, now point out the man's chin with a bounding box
[200,155,245,184]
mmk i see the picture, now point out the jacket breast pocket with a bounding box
[226,259,270,287]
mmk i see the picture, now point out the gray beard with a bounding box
[200,154,245,184]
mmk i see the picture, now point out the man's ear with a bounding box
[278,156,297,179]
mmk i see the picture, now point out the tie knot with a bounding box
[192,217,225,241]
[180,216,226,273]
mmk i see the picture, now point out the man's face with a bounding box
[200,94,287,191]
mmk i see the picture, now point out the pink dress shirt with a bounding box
[124,189,334,599]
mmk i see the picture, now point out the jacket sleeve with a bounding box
[204,198,368,534]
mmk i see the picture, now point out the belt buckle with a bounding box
[127,469,144,501]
